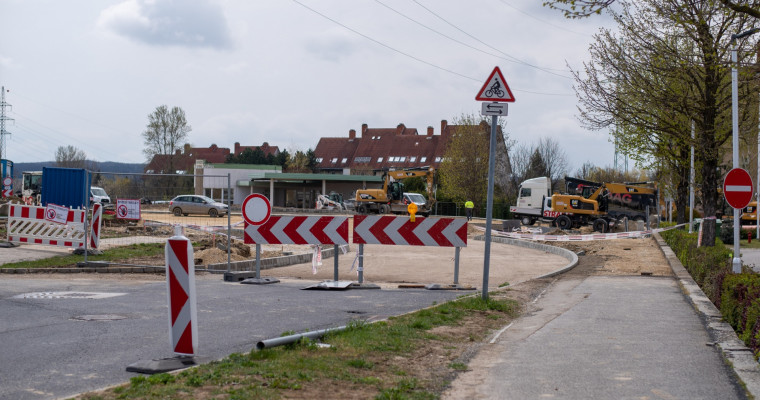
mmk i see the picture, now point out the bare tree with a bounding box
[55,145,87,169]
[142,105,191,173]
[508,137,568,191]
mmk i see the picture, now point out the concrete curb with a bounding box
[654,232,760,398]
[0,246,351,275]
[474,234,579,278]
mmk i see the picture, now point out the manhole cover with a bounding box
[72,314,128,321]
[12,292,127,299]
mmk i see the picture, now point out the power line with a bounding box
[410,0,571,79]
[496,0,591,37]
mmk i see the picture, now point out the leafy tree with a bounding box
[285,148,317,173]
[572,0,758,244]
[438,114,512,209]
[142,105,191,173]
[55,145,87,169]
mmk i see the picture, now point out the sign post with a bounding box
[724,168,754,273]
[476,66,515,301]
[240,194,278,284]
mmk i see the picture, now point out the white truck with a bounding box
[509,177,560,225]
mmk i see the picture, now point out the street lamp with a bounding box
[730,28,759,273]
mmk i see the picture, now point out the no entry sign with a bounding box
[724,168,754,209]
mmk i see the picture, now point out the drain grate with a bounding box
[12,291,127,300]
[72,314,128,321]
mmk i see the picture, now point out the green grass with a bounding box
[76,295,519,400]
[0,242,166,269]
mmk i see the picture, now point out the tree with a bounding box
[55,145,87,169]
[142,105,191,173]
[285,149,317,173]
[572,0,758,244]
[509,137,568,191]
[544,0,760,19]
[438,114,512,209]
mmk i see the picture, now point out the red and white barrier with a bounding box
[244,216,349,245]
[165,227,198,356]
[498,223,688,241]
[7,204,86,248]
[353,215,467,247]
[89,203,103,249]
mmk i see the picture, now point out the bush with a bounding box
[661,228,760,356]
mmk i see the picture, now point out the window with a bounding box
[420,157,427,162]
[354,157,371,163]
[399,156,406,162]
[331,158,338,163]
[434,157,442,162]
[377,157,384,162]
[316,157,323,163]
[410,156,416,162]
[341,158,347,163]
[520,187,531,197]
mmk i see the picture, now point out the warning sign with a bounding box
[475,66,515,102]
[44,203,70,225]
[116,199,141,220]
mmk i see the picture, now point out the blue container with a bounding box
[0,159,11,178]
[41,167,89,208]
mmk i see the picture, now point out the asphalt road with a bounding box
[0,274,465,400]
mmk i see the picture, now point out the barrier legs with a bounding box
[240,244,279,285]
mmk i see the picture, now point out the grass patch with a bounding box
[77,295,519,399]
[0,242,166,269]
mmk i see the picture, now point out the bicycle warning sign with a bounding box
[476,66,515,102]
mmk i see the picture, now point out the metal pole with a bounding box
[757,94,759,240]
[256,244,261,279]
[454,247,460,285]
[646,206,650,230]
[83,170,89,264]
[482,115,498,301]
[227,173,231,268]
[333,244,339,281]
[358,244,364,284]
[690,120,695,234]
[732,46,742,273]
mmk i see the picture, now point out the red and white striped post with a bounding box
[165,225,198,356]
[89,202,102,249]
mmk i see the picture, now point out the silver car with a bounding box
[168,195,228,217]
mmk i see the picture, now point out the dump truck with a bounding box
[509,176,552,225]
[355,167,435,216]
[551,177,659,232]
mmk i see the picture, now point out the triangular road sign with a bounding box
[475,66,515,102]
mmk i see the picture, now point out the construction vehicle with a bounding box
[510,176,555,225]
[316,192,346,211]
[550,177,659,232]
[355,167,435,217]
[741,202,758,225]
[20,171,42,205]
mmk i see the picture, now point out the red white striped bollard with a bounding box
[89,202,102,249]
[165,225,198,356]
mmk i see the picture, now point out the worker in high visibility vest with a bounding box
[465,200,474,221]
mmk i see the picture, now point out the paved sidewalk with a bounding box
[445,235,760,400]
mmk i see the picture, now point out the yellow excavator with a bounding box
[551,177,659,232]
[355,167,435,216]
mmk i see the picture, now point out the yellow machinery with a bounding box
[551,178,659,232]
[355,167,435,216]
[741,201,758,225]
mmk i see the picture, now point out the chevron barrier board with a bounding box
[244,216,349,245]
[353,215,467,247]
[165,230,198,356]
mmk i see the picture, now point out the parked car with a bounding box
[168,195,228,217]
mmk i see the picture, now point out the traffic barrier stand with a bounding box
[89,202,103,249]
[126,226,208,374]
[7,203,86,248]
[245,216,350,288]
[352,215,474,291]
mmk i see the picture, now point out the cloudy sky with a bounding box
[1,0,617,173]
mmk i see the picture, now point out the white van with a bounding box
[90,186,111,205]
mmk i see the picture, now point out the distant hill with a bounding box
[10,161,146,179]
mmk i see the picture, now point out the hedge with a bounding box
[660,228,760,357]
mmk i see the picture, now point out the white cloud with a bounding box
[97,0,232,49]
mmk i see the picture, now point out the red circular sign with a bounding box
[724,168,754,209]
[242,194,271,226]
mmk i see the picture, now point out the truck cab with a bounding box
[510,177,551,225]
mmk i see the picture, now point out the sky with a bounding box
[0,0,619,174]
